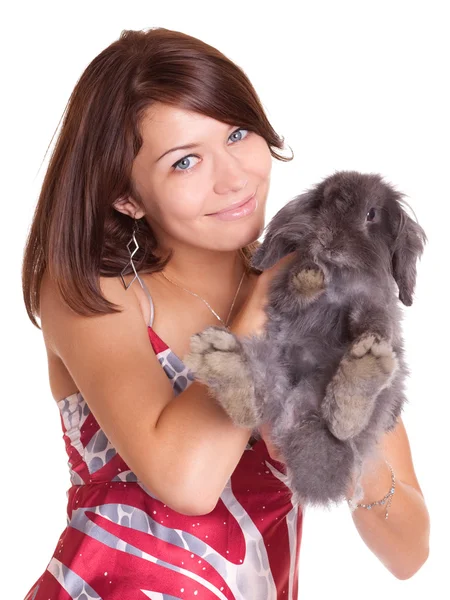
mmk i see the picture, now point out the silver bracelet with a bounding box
[347,461,396,520]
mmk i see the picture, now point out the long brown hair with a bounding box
[22,27,292,328]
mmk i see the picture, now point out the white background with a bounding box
[2,1,448,598]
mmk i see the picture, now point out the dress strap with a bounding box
[135,274,155,328]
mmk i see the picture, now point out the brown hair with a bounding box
[22,27,293,328]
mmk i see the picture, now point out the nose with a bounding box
[213,152,248,195]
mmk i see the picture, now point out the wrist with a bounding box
[347,458,396,520]
[229,302,267,337]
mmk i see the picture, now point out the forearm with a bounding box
[153,310,264,514]
[347,456,430,580]
[154,377,252,514]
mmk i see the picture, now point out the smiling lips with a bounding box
[207,192,258,221]
[210,192,256,215]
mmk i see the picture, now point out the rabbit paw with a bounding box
[292,265,325,305]
[322,334,398,441]
[183,326,261,428]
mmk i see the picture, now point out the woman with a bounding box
[22,27,429,599]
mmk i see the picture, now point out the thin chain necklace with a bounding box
[160,268,246,328]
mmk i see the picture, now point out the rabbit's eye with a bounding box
[366,208,376,222]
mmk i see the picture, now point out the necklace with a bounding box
[160,268,246,328]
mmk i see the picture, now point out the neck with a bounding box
[163,246,244,287]
[156,245,251,324]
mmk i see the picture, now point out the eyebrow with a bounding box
[155,143,200,163]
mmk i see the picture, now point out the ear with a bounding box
[251,230,297,271]
[113,194,146,219]
[251,193,312,271]
[391,207,427,306]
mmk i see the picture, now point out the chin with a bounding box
[226,223,264,252]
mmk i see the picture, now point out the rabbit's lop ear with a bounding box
[251,228,297,271]
[251,193,312,270]
[391,202,427,306]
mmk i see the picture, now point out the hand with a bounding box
[231,252,297,337]
[259,422,285,463]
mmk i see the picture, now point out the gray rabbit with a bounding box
[184,171,426,509]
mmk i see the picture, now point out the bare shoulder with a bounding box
[40,272,151,400]
[39,271,142,354]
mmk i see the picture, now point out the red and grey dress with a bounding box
[25,278,303,600]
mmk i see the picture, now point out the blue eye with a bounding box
[173,155,200,172]
[229,128,249,143]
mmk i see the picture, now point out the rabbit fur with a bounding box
[184,171,427,509]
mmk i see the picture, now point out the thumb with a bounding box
[259,251,297,289]
[265,251,297,276]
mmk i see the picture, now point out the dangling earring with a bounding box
[120,213,140,290]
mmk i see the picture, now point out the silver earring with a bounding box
[120,216,140,290]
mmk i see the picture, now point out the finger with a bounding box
[265,251,297,277]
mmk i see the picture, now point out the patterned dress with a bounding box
[24,278,303,600]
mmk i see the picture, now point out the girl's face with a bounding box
[119,102,272,253]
